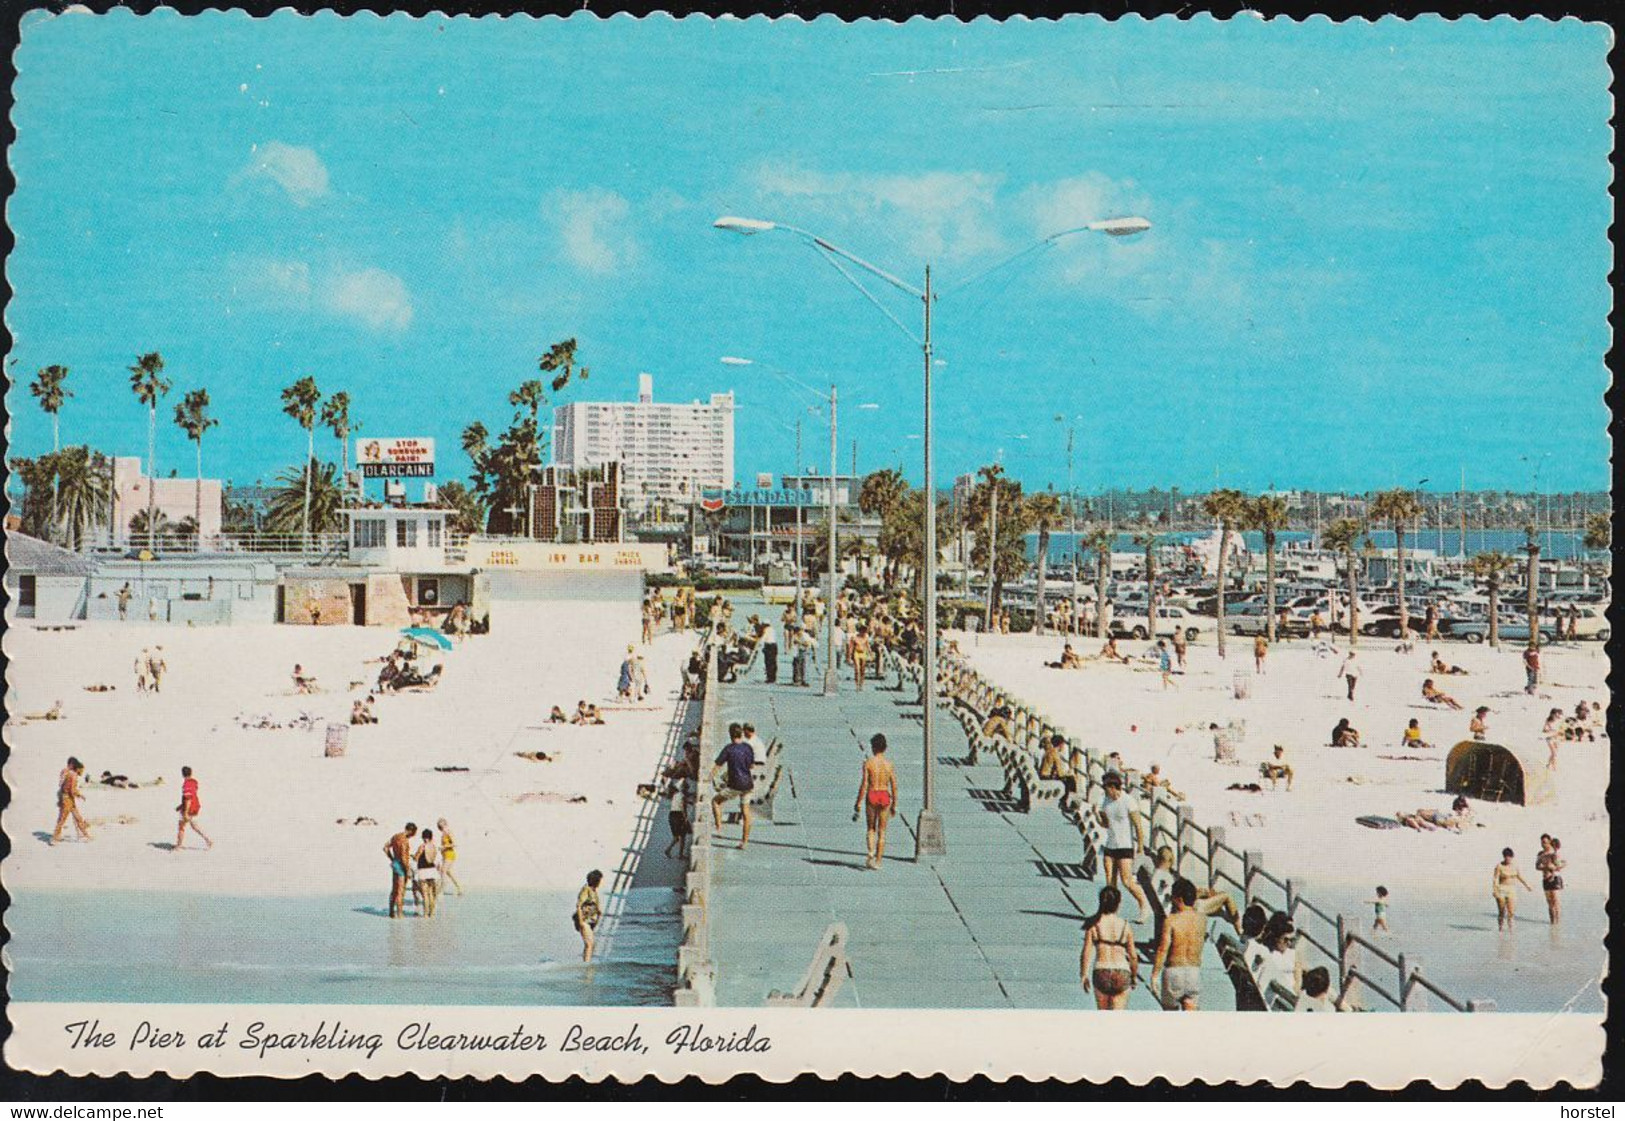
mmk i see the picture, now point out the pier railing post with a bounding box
[1206,826,1225,892]
[1397,953,1411,1011]
[1175,804,1194,872]
[1284,877,1297,917]
[1243,849,1263,905]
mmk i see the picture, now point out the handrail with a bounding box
[934,647,1493,1014]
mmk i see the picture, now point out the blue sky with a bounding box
[5,12,1613,496]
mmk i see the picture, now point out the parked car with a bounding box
[1549,605,1610,641]
[1445,616,1559,644]
[1115,605,1215,642]
[1222,602,1312,637]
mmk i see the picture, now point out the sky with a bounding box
[4,12,1613,497]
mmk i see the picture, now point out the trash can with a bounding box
[1232,671,1252,700]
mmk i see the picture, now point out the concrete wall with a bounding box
[282,578,359,625]
[4,574,88,622]
[365,573,414,628]
[87,560,278,626]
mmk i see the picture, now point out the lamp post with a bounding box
[722,355,840,694]
[715,212,1150,859]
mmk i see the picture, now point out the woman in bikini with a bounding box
[414,828,441,917]
[1421,678,1463,710]
[1492,847,1532,931]
[1080,885,1138,1010]
[173,765,212,852]
[853,734,898,871]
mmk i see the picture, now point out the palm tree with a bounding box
[1583,511,1610,554]
[128,352,171,544]
[1467,551,1516,648]
[1132,531,1161,640]
[1521,525,1541,649]
[1082,526,1115,638]
[320,392,354,494]
[42,446,110,550]
[280,376,322,542]
[1322,518,1365,647]
[29,365,71,542]
[1370,488,1424,639]
[509,379,547,422]
[859,469,909,586]
[1247,494,1290,642]
[436,481,486,537]
[1026,491,1064,635]
[129,507,172,546]
[975,462,1007,627]
[1201,488,1248,658]
[174,389,218,545]
[265,460,344,536]
[538,339,587,394]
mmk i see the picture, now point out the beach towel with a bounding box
[1356,815,1401,830]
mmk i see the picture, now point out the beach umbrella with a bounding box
[400,627,453,651]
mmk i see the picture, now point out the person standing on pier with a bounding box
[1098,774,1149,922]
[853,734,898,870]
[711,723,756,849]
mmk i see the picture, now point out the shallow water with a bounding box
[6,887,681,1006]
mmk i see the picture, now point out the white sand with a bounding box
[956,631,1609,895]
[3,605,695,897]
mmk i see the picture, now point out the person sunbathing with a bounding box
[1049,643,1084,670]
[21,701,65,722]
[1430,651,1467,676]
[1420,678,1463,710]
[549,705,569,724]
[573,700,605,726]
[398,663,443,691]
[1097,637,1131,664]
[1259,746,1294,791]
[1396,806,1464,833]
[1331,718,1361,747]
[1399,718,1433,750]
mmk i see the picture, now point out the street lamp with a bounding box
[715,211,1151,859]
[722,355,841,695]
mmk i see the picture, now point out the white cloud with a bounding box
[544,188,639,275]
[322,267,414,331]
[752,164,1005,265]
[239,141,330,206]
[236,258,413,333]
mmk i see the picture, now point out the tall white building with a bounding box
[552,374,735,514]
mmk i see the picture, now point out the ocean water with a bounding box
[5,887,680,1006]
[1035,529,1590,563]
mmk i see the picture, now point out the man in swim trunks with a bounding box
[384,822,418,918]
[853,733,898,870]
[1151,877,1209,1010]
[711,724,755,849]
[1098,773,1150,922]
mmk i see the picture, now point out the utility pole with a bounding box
[916,265,945,857]
[984,475,1000,630]
[822,385,839,696]
[794,418,804,611]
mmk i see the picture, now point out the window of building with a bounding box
[427,518,443,548]
[396,519,418,548]
[353,519,385,548]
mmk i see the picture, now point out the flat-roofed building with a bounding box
[552,373,733,515]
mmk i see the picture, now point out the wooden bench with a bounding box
[1215,932,1269,1012]
[766,923,852,1008]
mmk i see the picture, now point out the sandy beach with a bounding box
[3,604,696,901]
[955,631,1609,897]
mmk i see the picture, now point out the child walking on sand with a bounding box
[173,766,213,851]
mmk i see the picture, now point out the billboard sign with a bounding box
[700,487,815,511]
[357,438,436,478]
